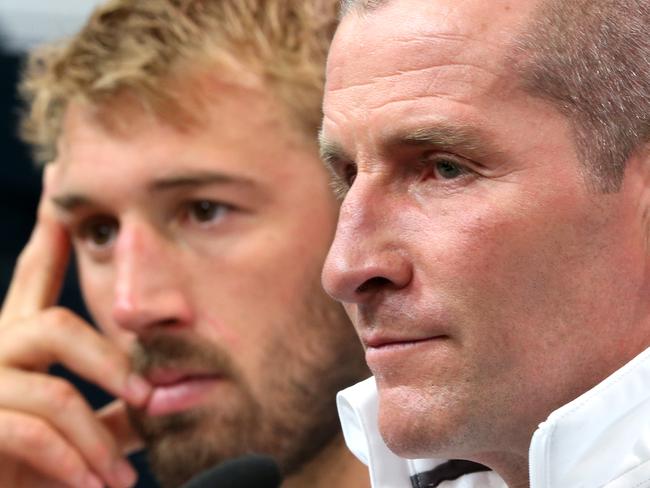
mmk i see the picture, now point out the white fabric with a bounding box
[337,377,440,487]
[337,378,506,487]
[338,347,650,488]
[530,346,650,488]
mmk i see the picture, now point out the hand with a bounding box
[0,165,151,488]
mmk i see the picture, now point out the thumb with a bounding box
[98,400,145,456]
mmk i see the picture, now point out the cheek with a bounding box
[231,237,333,314]
[410,191,598,343]
[75,260,133,346]
[77,260,112,324]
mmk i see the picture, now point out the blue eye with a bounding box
[434,160,465,179]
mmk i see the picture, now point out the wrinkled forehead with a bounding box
[326,0,538,93]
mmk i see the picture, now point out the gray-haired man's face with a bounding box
[321,0,649,473]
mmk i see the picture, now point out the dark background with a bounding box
[1,50,159,488]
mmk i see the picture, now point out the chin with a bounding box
[377,384,474,460]
[145,415,256,488]
[378,410,435,458]
[128,400,259,487]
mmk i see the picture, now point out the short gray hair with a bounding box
[513,0,650,192]
[338,0,389,18]
[337,0,650,192]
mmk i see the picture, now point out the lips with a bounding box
[361,332,449,349]
[360,329,452,375]
[143,369,223,417]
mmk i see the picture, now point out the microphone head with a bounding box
[181,454,282,488]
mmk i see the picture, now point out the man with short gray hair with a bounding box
[321,0,650,486]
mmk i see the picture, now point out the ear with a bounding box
[630,143,650,251]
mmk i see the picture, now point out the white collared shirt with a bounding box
[338,346,650,488]
[337,377,506,487]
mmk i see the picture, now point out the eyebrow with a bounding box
[318,123,506,169]
[398,125,481,150]
[50,195,82,211]
[149,171,256,191]
[387,124,507,162]
[318,129,350,174]
[52,170,258,212]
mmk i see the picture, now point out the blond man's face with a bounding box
[50,80,366,487]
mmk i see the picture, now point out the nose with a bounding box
[322,179,412,305]
[111,222,193,334]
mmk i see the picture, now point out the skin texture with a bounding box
[0,166,144,488]
[0,76,369,488]
[320,0,650,486]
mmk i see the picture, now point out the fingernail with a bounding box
[126,374,151,405]
[113,458,137,488]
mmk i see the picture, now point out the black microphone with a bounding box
[180,454,283,488]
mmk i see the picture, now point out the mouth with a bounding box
[362,332,449,349]
[362,333,451,370]
[143,370,224,417]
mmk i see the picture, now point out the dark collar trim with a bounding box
[410,460,491,488]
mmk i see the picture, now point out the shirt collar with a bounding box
[529,346,650,487]
[337,376,450,486]
[338,346,650,488]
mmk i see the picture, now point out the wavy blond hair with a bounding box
[20,0,339,163]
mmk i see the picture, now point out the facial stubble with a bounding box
[126,288,366,487]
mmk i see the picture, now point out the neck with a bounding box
[282,434,369,488]
[495,461,530,488]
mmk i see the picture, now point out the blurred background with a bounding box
[1,2,158,485]
[0,0,104,291]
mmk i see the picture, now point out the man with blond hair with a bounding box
[321,0,650,487]
[0,1,370,487]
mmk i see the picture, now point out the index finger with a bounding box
[1,165,70,323]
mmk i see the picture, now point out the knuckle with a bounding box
[55,450,85,482]
[0,327,33,365]
[12,417,85,483]
[98,350,127,374]
[0,315,26,337]
[42,307,75,331]
[85,441,113,466]
[14,416,53,452]
[42,378,79,411]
